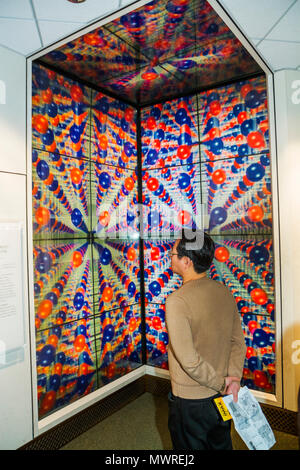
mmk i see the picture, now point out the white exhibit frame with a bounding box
[26,0,282,438]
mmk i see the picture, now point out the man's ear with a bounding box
[183,256,192,268]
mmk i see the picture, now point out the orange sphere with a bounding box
[70,167,82,185]
[129,317,137,331]
[124,108,134,122]
[47,334,58,348]
[212,169,226,185]
[214,246,230,262]
[127,247,136,261]
[151,246,160,261]
[70,84,83,103]
[209,100,221,116]
[102,286,113,303]
[152,316,162,330]
[74,334,86,352]
[37,299,53,319]
[42,88,53,104]
[99,210,110,227]
[35,207,51,226]
[40,390,56,414]
[241,84,252,98]
[99,135,108,150]
[124,177,135,191]
[72,251,83,267]
[177,210,191,226]
[146,177,159,192]
[248,205,264,222]
[250,288,268,305]
[33,115,49,134]
[247,131,265,149]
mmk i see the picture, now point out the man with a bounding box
[165,230,246,450]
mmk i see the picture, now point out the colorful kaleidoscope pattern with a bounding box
[32,57,275,418]
[41,0,260,107]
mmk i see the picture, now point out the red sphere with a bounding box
[151,246,160,261]
[248,205,264,222]
[247,131,265,149]
[72,251,83,268]
[33,115,49,134]
[70,84,83,103]
[74,334,86,352]
[102,287,113,303]
[99,211,110,227]
[70,167,82,185]
[177,210,191,226]
[37,299,53,319]
[127,247,136,261]
[250,288,268,305]
[35,207,51,226]
[209,100,221,116]
[177,145,191,160]
[237,111,248,124]
[241,84,252,98]
[212,169,226,185]
[146,177,159,192]
[124,177,135,191]
[248,320,258,333]
[254,370,268,388]
[152,316,162,330]
[42,88,53,104]
[214,246,230,262]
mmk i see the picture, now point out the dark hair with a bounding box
[176,230,215,274]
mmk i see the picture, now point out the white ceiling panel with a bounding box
[249,38,262,46]
[267,0,300,42]
[120,0,138,5]
[38,19,85,46]
[257,39,300,70]
[0,0,33,19]
[218,0,296,39]
[0,18,41,55]
[32,0,120,23]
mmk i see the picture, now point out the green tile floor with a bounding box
[61,393,299,451]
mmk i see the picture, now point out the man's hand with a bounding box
[222,376,241,403]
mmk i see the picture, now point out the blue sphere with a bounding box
[73,292,84,311]
[35,252,52,273]
[253,329,269,347]
[71,208,82,227]
[210,206,227,227]
[178,173,191,189]
[36,160,50,180]
[99,172,111,189]
[149,281,161,297]
[100,248,112,265]
[246,163,265,182]
[249,245,269,265]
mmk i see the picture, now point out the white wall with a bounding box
[0,45,33,449]
[274,70,300,412]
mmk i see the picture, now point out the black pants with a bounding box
[168,391,233,450]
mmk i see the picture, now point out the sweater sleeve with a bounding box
[227,301,247,379]
[165,294,224,392]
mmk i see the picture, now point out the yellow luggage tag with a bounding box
[213,397,232,421]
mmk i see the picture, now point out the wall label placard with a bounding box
[0,222,25,367]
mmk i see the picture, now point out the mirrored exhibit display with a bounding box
[32,0,275,419]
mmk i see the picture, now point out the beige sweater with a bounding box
[165,277,246,399]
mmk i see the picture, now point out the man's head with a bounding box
[170,230,215,277]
